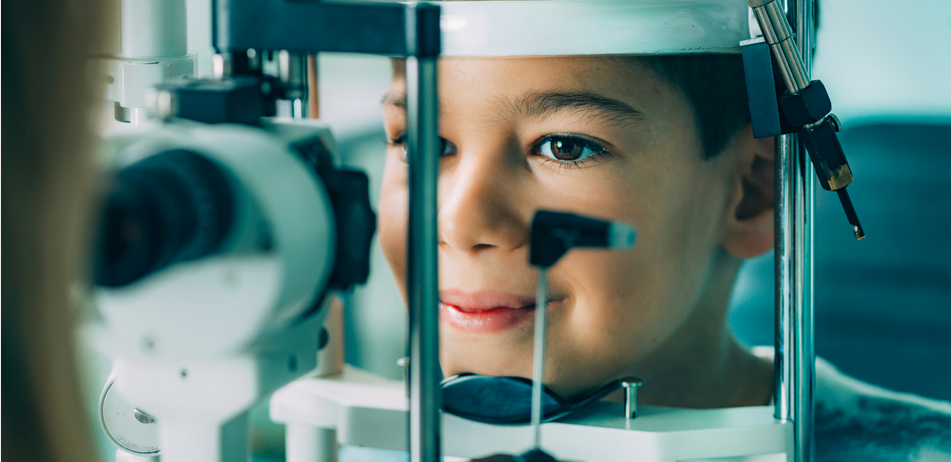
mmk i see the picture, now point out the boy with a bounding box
[374,5,951,459]
[380,55,776,409]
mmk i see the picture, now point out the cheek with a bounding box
[535,172,666,365]
[379,157,409,292]
[554,242,681,368]
[548,159,723,368]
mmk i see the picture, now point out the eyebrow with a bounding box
[512,91,644,125]
[381,90,644,125]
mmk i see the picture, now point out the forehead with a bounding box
[438,56,651,89]
[389,56,680,122]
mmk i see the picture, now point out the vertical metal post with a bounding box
[405,4,442,462]
[774,129,793,426]
[793,1,816,461]
[530,268,550,449]
[775,1,815,462]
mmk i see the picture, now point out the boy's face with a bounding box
[380,57,750,398]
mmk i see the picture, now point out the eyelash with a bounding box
[386,133,611,169]
[531,133,611,170]
[387,135,457,160]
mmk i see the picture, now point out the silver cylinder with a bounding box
[772,37,810,93]
[212,53,232,79]
[620,378,643,420]
[405,54,442,462]
[754,0,810,93]
[278,50,309,119]
[773,1,815,462]
[530,268,550,448]
[774,131,793,425]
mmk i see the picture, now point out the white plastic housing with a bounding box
[95,123,336,361]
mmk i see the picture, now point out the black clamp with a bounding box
[741,38,864,240]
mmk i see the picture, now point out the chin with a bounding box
[440,335,533,379]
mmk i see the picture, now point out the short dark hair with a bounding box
[641,55,751,159]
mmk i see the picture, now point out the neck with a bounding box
[613,253,773,409]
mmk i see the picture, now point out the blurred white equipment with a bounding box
[87,119,366,461]
[92,0,196,126]
[88,1,376,460]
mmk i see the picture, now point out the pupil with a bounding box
[553,138,582,160]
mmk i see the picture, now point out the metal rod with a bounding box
[405,5,442,462]
[783,116,816,462]
[754,0,810,92]
[774,131,793,425]
[278,50,308,119]
[530,268,550,449]
[774,1,816,462]
[405,53,441,462]
[793,1,816,461]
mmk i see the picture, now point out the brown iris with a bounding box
[549,137,585,161]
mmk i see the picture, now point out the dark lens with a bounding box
[440,375,568,425]
[94,150,234,287]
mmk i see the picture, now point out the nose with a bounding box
[438,146,528,254]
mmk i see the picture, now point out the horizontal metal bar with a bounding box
[215,0,410,56]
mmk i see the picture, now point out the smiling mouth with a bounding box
[439,302,538,334]
[439,289,537,311]
[439,290,561,334]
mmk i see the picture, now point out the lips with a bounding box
[440,290,555,334]
[441,290,536,311]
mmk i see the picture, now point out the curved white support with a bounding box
[271,367,792,462]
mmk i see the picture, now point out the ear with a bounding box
[721,124,774,259]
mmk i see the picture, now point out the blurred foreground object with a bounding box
[1,1,107,462]
[87,119,375,461]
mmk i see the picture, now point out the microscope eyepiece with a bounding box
[94,150,234,287]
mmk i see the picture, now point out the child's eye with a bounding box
[388,134,457,161]
[536,134,607,163]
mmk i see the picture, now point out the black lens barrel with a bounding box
[94,150,234,287]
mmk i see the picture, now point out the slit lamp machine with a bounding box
[85,1,864,461]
